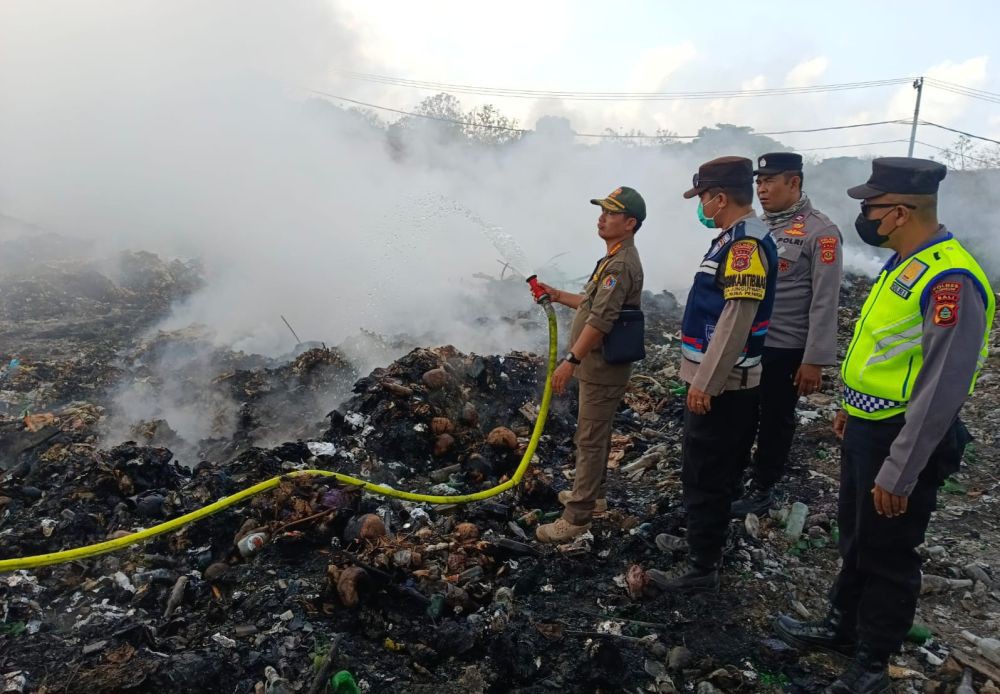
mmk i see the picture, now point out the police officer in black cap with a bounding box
[774,158,995,693]
[732,152,842,516]
[646,157,779,592]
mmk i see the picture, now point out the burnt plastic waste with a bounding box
[264,666,294,694]
[133,568,177,586]
[492,537,537,556]
[955,668,975,694]
[426,593,446,618]
[962,630,1000,667]
[237,532,270,558]
[921,574,973,594]
[517,509,543,527]
[784,502,809,538]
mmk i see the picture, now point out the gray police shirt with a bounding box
[763,199,842,365]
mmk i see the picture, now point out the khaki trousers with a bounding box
[562,378,627,525]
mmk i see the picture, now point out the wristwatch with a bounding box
[564,351,581,365]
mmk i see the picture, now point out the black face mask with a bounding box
[854,209,896,247]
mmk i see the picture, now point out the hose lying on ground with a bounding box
[0,301,558,572]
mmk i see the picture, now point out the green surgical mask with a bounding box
[697,198,718,229]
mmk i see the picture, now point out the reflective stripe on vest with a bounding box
[841,233,995,420]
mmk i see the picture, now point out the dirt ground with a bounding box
[1,253,998,693]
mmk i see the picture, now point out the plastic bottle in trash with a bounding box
[784,502,809,539]
[906,623,932,645]
[238,532,269,558]
[264,666,294,694]
[955,668,975,694]
[961,630,1000,667]
[330,671,361,694]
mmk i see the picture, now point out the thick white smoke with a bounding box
[2,2,999,450]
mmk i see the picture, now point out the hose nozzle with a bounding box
[525,275,551,304]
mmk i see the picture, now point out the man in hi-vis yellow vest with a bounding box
[774,158,995,694]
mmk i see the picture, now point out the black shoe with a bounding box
[823,644,891,693]
[773,608,857,657]
[730,486,774,518]
[647,561,720,593]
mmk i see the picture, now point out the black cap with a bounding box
[847,157,947,199]
[591,186,647,222]
[754,152,803,176]
[683,156,754,199]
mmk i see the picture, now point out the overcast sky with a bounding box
[3,1,996,160]
[329,0,998,159]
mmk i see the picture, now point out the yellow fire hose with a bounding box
[0,301,558,572]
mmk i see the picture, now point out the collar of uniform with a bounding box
[883,225,952,272]
[761,194,811,230]
[722,211,757,233]
[615,236,636,250]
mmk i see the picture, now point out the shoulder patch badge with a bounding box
[931,280,961,327]
[602,274,618,290]
[723,240,767,300]
[728,240,758,272]
[818,236,838,264]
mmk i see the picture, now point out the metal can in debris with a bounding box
[237,532,269,558]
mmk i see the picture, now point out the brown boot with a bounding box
[557,490,608,517]
[536,518,591,543]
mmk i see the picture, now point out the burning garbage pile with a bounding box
[0,272,999,693]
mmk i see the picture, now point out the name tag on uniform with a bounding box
[890,258,929,299]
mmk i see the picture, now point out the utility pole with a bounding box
[907,77,924,157]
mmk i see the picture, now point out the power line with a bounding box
[915,140,996,167]
[928,77,1000,99]
[307,87,911,140]
[334,69,1000,111]
[925,77,1000,104]
[309,89,529,133]
[919,120,1000,146]
[331,69,913,101]
[797,139,910,152]
[925,82,1000,105]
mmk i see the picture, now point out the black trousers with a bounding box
[830,415,964,655]
[682,387,760,566]
[751,347,804,489]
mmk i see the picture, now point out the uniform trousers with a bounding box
[562,378,627,525]
[681,387,760,566]
[751,347,805,489]
[830,415,964,654]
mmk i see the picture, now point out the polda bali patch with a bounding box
[728,240,758,272]
[818,236,838,264]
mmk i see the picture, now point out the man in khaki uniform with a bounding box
[535,186,646,543]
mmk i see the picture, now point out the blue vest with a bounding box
[681,217,778,368]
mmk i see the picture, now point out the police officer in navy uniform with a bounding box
[647,157,779,592]
[775,158,995,693]
[732,152,843,516]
